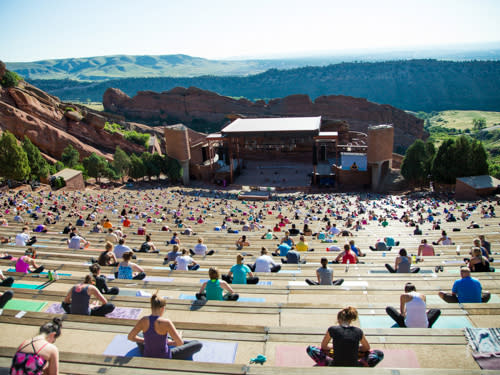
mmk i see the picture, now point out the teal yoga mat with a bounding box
[11,282,47,290]
[178,293,265,303]
[7,269,71,276]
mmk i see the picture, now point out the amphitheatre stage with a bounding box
[233,160,314,188]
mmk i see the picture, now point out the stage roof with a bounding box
[457,175,500,189]
[221,117,321,134]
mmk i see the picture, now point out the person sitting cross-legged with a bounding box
[305,257,344,286]
[222,254,259,284]
[386,282,441,328]
[438,267,490,303]
[128,291,202,359]
[115,251,146,280]
[62,274,115,316]
[385,248,420,273]
[196,267,239,301]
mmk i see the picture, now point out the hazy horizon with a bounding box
[1,0,499,62]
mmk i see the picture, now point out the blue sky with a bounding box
[1,0,499,62]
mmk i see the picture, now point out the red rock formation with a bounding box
[0,69,146,162]
[103,86,426,148]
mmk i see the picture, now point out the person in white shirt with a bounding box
[114,238,132,258]
[15,227,33,246]
[190,237,215,256]
[329,224,340,236]
[172,249,199,271]
[67,234,89,249]
[104,228,118,244]
[385,282,441,328]
[250,247,281,273]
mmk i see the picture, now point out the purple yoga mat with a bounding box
[45,303,142,319]
[473,352,500,370]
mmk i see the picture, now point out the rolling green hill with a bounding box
[28,60,500,112]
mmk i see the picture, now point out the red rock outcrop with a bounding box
[0,69,146,162]
[103,86,426,148]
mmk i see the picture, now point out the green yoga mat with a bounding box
[3,299,48,312]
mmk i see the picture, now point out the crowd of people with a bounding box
[0,186,498,372]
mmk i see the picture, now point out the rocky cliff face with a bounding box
[103,86,426,149]
[0,64,145,162]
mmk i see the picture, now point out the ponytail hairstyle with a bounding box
[181,248,188,255]
[83,274,94,285]
[105,241,113,251]
[89,263,100,276]
[39,317,62,338]
[150,289,167,310]
[320,257,328,268]
[404,282,416,293]
[337,306,358,325]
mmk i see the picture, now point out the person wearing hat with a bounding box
[438,267,490,303]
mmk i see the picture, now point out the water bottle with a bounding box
[345,259,350,273]
[47,270,53,281]
[54,270,59,280]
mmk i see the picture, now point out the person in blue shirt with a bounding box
[273,242,291,256]
[438,267,490,303]
[222,254,259,284]
[197,267,238,301]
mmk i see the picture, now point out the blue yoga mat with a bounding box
[278,270,301,274]
[103,334,238,363]
[178,294,265,303]
[7,269,71,276]
[199,279,272,286]
[359,315,473,329]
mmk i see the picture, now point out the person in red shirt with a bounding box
[334,244,358,264]
[122,217,131,228]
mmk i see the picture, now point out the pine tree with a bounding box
[0,131,31,181]
[22,137,49,180]
[112,146,131,182]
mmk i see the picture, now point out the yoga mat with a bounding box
[4,299,47,312]
[178,294,265,303]
[7,269,72,276]
[369,269,434,274]
[359,315,473,329]
[278,270,301,274]
[153,266,171,270]
[342,281,368,287]
[193,341,238,363]
[275,345,315,367]
[472,352,500,370]
[45,303,142,319]
[103,334,238,363]
[378,349,420,368]
[288,281,308,286]
[199,279,272,286]
[11,282,46,290]
[144,276,174,282]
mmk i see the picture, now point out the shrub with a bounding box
[124,130,150,147]
[1,70,22,88]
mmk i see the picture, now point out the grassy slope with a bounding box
[428,110,500,130]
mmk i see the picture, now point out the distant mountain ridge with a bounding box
[29,60,500,112]
[6,44,500,81]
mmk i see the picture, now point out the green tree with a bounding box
[61,144,80,168]
[112,146,131,182]
[472,117,486,131]
[401,140,433,186]
[0,131,31,181]
[129,154,146,180]
[82,152,108,183]
[162,156,182,183]
[431,139,456,184]
[151,153,164,180]
[469,139,489,176]
[141,152,160,180]
[22,137,49,181]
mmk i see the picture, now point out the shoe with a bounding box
[435,266,440,273]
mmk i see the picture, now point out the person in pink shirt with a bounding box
[418,239,435,257]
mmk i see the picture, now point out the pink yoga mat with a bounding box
[274,345,315,367]
[378,349,420,368]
